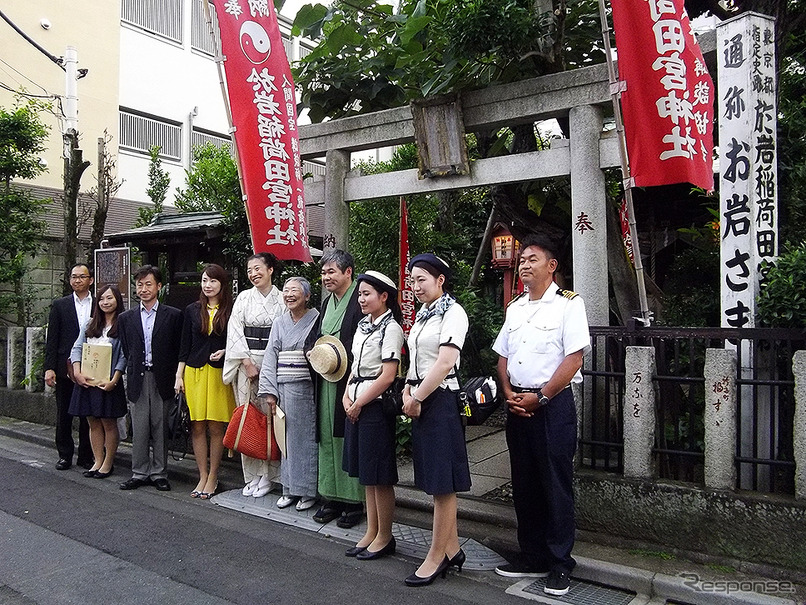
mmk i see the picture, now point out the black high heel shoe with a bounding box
[93,465,114,479]
[448,548,466,572]
[356,537,396,560]
[404,556,450,587]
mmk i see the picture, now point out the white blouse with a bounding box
[348,311,404,402]
[406,302,468,392]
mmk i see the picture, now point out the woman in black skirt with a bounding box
[69,285,127,478]
[341,271,404,560]
[401,254,471,587]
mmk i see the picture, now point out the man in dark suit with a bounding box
[311,249,365,528]
[117,265,182,491]
[44,263,94,470]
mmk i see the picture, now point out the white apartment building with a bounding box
[117,0,321,202]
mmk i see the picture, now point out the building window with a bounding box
[119,109,183,161]
[121,0,184,44]
[191,0,221,56]
[191,128,231,157]
[303,160,326,179]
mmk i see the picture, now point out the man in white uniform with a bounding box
[492,235,590,597]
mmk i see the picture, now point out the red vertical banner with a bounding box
[398,197,415,336]
[212,0,311,261]
[611,0,714,190]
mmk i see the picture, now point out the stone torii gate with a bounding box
[296,31,717,328]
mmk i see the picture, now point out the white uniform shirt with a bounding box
[348,311,405,401]
[406,302,468,392]
[492,282,590,388]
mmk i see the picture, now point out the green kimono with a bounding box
[317,281,364,502]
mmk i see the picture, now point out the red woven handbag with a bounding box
[223,402,281,461]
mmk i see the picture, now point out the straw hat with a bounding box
[307,335,349,383]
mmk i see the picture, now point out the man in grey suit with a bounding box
[117,266,182,491]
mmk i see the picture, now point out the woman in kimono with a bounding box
[258,277,320,511]
[223,252,285,497]
[401,253,471,587]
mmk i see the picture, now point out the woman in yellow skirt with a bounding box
[175,263,236,499]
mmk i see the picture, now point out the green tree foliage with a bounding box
[757,242,806,328]
[292,0,603,122]
[136,145,170,227]
[778,27,806,247]
[174,143,250,268]
[659,247,721,327]
[0,101,49,324]
[348,144,503,376]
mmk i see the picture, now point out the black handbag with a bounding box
[167,391,191,459]
[459,376,501,426]
[381,377,406,417]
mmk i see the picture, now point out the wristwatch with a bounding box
[537,389,550,407]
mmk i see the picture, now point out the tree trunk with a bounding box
[87,136,115,265]
[62,130,90,294]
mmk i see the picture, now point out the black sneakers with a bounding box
[544,568,571,596]
[494,562,551,578]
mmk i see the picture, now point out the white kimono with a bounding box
[224,285,285,482]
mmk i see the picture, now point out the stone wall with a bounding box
[575,470,806,573]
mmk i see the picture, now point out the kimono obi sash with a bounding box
[277,350,309,380]
[244,325,272,351]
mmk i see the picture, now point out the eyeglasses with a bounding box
[70,275,91,280]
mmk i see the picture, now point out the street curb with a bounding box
[1,416,802,605]
[574,555,656,595]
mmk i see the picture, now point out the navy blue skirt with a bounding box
[412,388,471,495]
[343,399,398,486]
[68,382,127,419]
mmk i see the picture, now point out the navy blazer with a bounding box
[117,302,183,402]
[45,294,93,379]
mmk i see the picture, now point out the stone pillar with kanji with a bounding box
[570,104,609,327]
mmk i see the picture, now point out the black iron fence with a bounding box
[579,326,804,494]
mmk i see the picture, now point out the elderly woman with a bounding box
[341,271,404,560]
[175,264,236,499]
[224,252,285,498]
[258,277,320,511]
[401,253,471,587]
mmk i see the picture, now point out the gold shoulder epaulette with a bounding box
[557,289,579,300]
[507,292,527,307]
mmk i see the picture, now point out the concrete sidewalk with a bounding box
[0,415,802,605]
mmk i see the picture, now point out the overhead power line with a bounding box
[0,8,65,71]
[0,57,50,94]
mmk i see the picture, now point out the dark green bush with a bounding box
[757,242,806,328]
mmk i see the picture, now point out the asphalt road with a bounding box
[0,433,525,605]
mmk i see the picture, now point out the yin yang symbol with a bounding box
[240,21,271,64]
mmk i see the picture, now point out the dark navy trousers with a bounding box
[55,378,91,464]
[506,387,576,572]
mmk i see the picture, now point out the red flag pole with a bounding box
[201,0,255,252]
[598,0,651,325]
